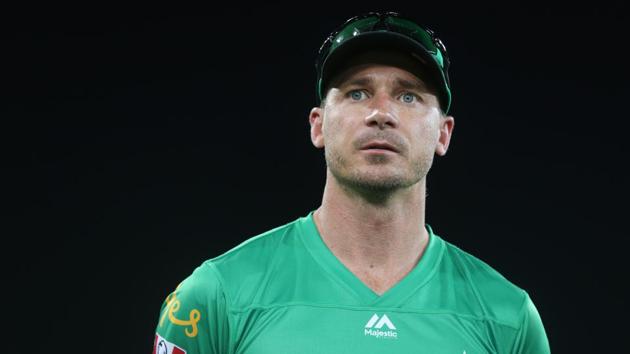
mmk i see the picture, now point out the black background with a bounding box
[6,2,629,353]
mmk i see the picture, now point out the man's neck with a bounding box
[313,171,429,294]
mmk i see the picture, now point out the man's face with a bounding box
[309,54,454,193]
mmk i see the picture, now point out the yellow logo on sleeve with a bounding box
[159,285,201,338]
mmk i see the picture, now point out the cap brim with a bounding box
[319,31,448,111]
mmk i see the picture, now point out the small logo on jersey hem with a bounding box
[364,314,398,339]
[153,333,187,354]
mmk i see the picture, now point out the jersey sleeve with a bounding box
[509,293,550,354]
[152,261,230,354]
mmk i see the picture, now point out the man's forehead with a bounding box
[329,50,438,93]
[340,67,428,90]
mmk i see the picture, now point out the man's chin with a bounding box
[335,171,416,192]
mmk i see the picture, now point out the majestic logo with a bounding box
[364,314,398,339]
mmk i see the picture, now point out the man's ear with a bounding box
[435,115,454,156]
[309,107,325,148]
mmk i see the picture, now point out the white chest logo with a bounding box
[364,314,398,339]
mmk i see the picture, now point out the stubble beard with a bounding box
[325,146,434,196]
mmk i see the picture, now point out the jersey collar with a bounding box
[298,210,446,306]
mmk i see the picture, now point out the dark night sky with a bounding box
[5,3,629,353]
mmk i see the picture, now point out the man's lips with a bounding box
[360,141,400,153]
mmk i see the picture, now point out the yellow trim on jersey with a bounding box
[159,285,201,338]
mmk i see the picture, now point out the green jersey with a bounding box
[153,212,550,354]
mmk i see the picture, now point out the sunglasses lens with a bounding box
[331,17,379,45]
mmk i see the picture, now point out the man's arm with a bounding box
[509,294,551,354]
[152,262,230,354]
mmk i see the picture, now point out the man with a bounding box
[152,12,550,353]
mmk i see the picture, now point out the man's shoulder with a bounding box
[439,238,529,329]
[189,214,310,305]
[209,215,306,270]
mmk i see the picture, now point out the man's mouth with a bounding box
[360,141,400,153]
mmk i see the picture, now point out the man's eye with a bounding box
[400,92,417,103]
[349,90,367,101]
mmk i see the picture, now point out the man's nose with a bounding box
[364,94,399,129]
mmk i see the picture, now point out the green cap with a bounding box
[315,12,452,113]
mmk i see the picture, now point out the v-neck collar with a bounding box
[297,211,445,307]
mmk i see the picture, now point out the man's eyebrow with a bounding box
[394,77,429,92]
[340,76,430,92]
[341,76,374,88]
